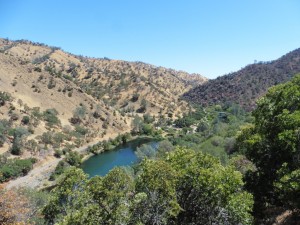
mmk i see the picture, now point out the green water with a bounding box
[81,138,158,177]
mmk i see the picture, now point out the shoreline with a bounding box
[5,132,161,190]
[5,129,132,190]
[80,135,158,163]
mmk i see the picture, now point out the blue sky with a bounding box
[0,0,300,79]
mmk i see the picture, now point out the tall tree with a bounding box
[236,74,300,213]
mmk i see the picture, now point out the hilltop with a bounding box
[183,48,300,110]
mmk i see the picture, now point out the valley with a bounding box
[0,38,207,188]
[1,38,300,224]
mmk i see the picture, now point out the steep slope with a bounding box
[0,50,130,146]
[0,38,207,159]
[183,48,300,110]
[1,39,207,118]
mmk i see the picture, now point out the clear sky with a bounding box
[0,0,300,79]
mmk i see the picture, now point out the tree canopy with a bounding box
[42,147,253,225]
[236,74,300,213]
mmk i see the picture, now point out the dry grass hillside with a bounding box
[0,38,207,161]
[1,38,207,118]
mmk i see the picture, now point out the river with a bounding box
[81,138,158,177]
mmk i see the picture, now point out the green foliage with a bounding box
[132,115,155,136]
[174,116,195,128]
[49,160,70,181]
[73,105,87,119]
[54,149,63,158]
[74,125,89,136]
[0,158,36,182]
[53,132,66,147]
[137,98,147,113]
[31,107,42,119]
[65,151,82,167]
[0,120,9,146]
[132,115,143,134]
[0,91,11,106]
[43,108,61,127]
[141,123,154,135]
[274,164,300,209]
[229,154,256,175]
[10,136,22,155]
[157,140,174,157]
[87,168,134,224]
[9,127,29,155]
[134,160,180,224]
[166,148,253,225]
[42,148,253,224]
[47,77,56,89]
[21,115,30,125]
[135,144,156,160]
[87,133,133,155]
[236,74,300,212]
[143,113,154,124]
[168,104,252,163]
[43,167,90,224]
[39,131,53,148]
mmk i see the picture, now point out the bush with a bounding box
[47,77,56,89]
[21,116,30,125]
[43,108,61,127]
[65,151,82,167]
[0,158,36,182]
[74,125,89,136]
[141,123,154,135]
[49,161,69,181]
[0,92,11,106]
[174,116,195,128]
[131,93,139,102]
[54,149,63,158]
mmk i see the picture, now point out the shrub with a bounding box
[0,158,36,182]
[131,93,140,102]
[54,149,63,158]
[43,108,61,127]
[0,92,11,106]
[21,116,30,125]
[65,151,82,167]
[49,161,69,181]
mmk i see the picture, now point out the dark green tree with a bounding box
[236,74,300,213]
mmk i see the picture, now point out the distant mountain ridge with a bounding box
[183,48,300,110]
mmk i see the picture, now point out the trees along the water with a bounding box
[43,167,134,225]
[166,148,253,225]
[42,167,90,224]
[132,160,180,225]
[236,74,300,213]
[42,148,253,225]
[86,168,134,225]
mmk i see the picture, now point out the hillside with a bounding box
[0,38,207,118]
[0,47,130,155]
[183,48,300,110]
[0,38,207,163]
